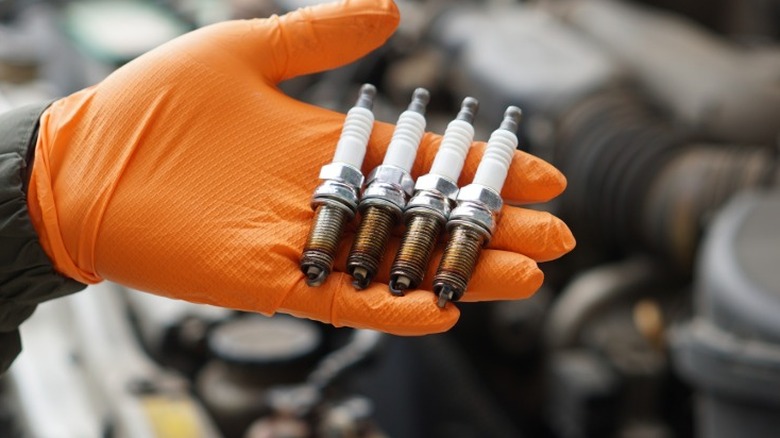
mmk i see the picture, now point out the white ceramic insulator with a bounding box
[382,111,427,172]
[473,128,518,193]
[332,107,375,169]
[429,119,475,182]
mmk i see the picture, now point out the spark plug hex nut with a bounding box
[405,174,460,222]
[413,174,460,200]
[311,162,364,215]
[318,162,365,190]
[447,184,504,240]
[359,165,415,217]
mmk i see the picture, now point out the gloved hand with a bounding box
[27,0,574,335]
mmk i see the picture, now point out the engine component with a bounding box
[545,258,667,350]
[433,106,521,308]
[544,258,688,438]
[301,84,376,287]
[559,0,780,145]
[432,3,622,130]
[16,284,222,437]
[555,90,777,270]
[641,144,777,269]
[123,289,231,377]
[347,88,429,289]
[672,190,780,438]
[547,350,620,438]
[197,315,322,437]
[264,330,384,417]
[389,97,478,295]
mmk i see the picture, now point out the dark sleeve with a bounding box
[0,102,87,374]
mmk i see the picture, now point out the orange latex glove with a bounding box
[27,0,574,335]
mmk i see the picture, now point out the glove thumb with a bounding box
[202,0,400,84]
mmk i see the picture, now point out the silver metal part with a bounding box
[414,173,460,201]
[405,174,460,223]
[407,87,431,114]
[500,106,522,132]
[447,183,504,242]
[311,162,364,217]
[456,97,480,122]
[359,164,415,218]
[355,83,377,109]
[266,330,383,417]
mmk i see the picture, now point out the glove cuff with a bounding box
[0,102,86,374]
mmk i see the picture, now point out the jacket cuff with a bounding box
[0,102,87,374]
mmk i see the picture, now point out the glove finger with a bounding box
[422,249,543,302]
[486,206,576,262]
[332,233,543,301]
[278,272,459,335]
[364,125,567,204]
[206,0,400,83]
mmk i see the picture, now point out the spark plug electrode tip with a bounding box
[356,84,377,109]
[499,106,523,133]
[351,267,371,290]
[456,97,480,123]
[388,275,411,296]
[436,284,455,308]
[304,265,327,287]
[407,88,431,114]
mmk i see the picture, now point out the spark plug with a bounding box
[433,106,522,308]
[300,84,377,287]
[347,88,430,289]
[388,97,479,295]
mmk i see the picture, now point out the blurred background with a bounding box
[1,0,779,436]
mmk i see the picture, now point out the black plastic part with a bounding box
[671,190,780,438]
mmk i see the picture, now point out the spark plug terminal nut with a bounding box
[433,106,522,307]
[301,84,376,287]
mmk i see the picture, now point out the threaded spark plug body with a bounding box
[388,97,479,295]
[347,88,430,289]
[300,84,376,286]
[433,106,522,307]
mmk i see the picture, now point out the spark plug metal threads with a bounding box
[433,225,484,307]
[347,88,430,289]
[301,84,376,286]
[389,97,479,295]
[433,106,522,307]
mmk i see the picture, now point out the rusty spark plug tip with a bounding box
[347,204,396,291]
[351,267,372,290]
[304,265,328,287]
[407,88,431,114]
[456,97,479,123]
[301,205,351,287]
[431,225,482,303]
[356,84,377,109]
[499,106,523,133]
[389,213,442,295]
[435,284,455,308]
[388,275,411,296]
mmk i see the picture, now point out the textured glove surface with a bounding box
[27,0,574,335]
